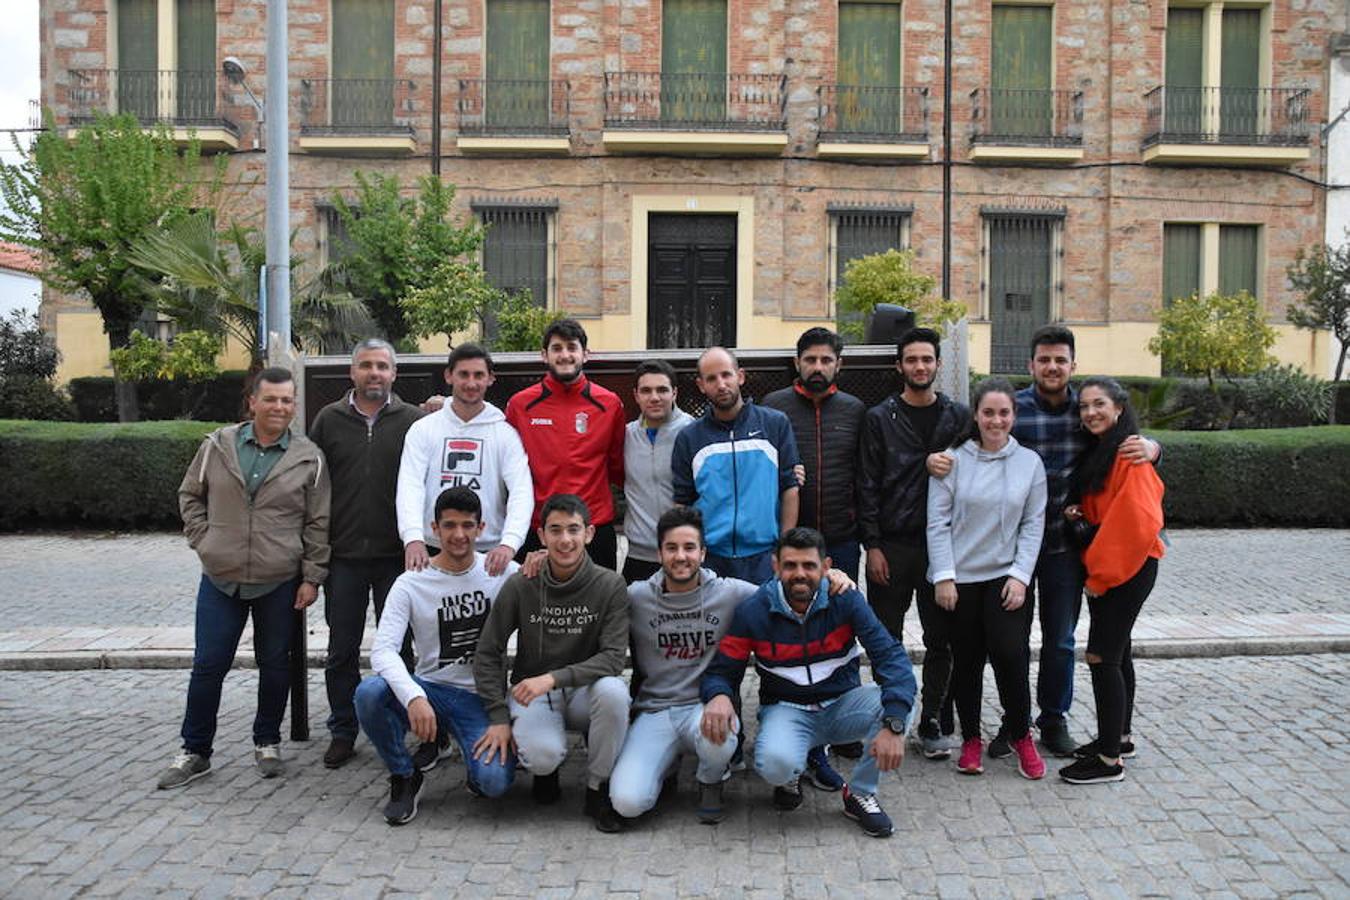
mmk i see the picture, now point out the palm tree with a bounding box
[127,211,376,368]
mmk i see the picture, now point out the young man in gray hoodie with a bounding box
[622,359,693,583]
[473,494,630,832]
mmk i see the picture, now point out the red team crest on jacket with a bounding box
[440,437,484,488]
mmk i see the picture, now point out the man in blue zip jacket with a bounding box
[672,347,800,585]
[700,527,917,837]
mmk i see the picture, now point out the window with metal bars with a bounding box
[982,212,1064,373]
[477,205,552,307]
[829,208,911,334]
[319,206,355,269]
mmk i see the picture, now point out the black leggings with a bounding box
[950,577,1033,742]
[1085,557,1158,759]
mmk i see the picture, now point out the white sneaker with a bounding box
[254,744,283,779]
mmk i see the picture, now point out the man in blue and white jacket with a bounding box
[700,527,917,838]
[672,347,800,585]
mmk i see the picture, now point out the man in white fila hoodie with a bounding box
[397,344,533,580]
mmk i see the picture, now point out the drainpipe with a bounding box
[941,0,953,300]
[432,0,443,176]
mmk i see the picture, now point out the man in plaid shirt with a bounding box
[1000,326,1159,759]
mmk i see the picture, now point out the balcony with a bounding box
[816,85,929,159]
[456,79,570,155]
[298,78,417,155]
[969,88,1084,163]
[1141,86,1311,166]
[601,72,787,155]
[67,69,239,151]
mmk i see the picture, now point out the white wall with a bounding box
[0,269,39,318]
[1327,35,1350,380]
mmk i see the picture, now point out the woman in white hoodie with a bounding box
[927,378,1047,780]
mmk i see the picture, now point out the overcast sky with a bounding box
[0,1,39,164]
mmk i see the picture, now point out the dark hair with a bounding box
[656,506,704,547]
[796,327,843,359]
[252,367,294,395]
[1070,376,1139,499]
[543,318,588,350]
[775,526,828,559]
[447,342,494,374]
[962,377,1018,445]
[434,486,482,523]
[540,493,592,527]
[897,326,941,361]
[1030,325,1076,359]
[634,358,677,387]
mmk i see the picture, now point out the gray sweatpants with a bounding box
[509,676,630,790]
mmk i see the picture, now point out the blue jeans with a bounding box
[354,675,515,797]
[180,574,298,757]
[826,541,861,584]
[324,556,406,741]
[1030,550,1086,728]
[754,685,888,795]
[609,702,740,819]
[705,550,774,585]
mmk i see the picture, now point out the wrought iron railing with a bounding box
[458,79,569,136]
[299,77,416,136]
[604,71,787,130]
[818,85,928,141]
[68,69,238,132]
[1142,85,1311,147]
[970,88,1082,146]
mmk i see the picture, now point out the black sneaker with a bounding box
[804,746,845,792]
[384,770,425,825]
[1073,737,1136,760]
[323,737,356,769]
[1059,755,1125,785]
[1039,720,1079,758]
[987,726,1012,760]
[532,770,562,805]
[832,741,864,760]
[412,732,453,772]
[584,785,625,833]
[696,781,726,824]
[772,777,804,811]
[842,786,894,837]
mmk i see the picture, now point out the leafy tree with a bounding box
[0,113,221,421]
[833,249,967,342]
[331,173,485,347]
[0,310,73,420]
[1285,238,1350,381]
[488,290,564,352]
[127,211,377,368]
[1148,291,1277,388]
[110,329,222,383]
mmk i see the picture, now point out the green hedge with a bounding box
[0,420,225,529]
[1,421,1346,530]
[1155,426,1350,526]
[67,371,249,423]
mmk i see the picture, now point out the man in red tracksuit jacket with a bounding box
[506,318,626,569]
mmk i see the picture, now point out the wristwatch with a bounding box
[883,716,906,734]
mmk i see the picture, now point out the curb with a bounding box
[2,634,1346,672]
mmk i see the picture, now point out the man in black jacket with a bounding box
[857,327,970,761]
[308,338,424,768]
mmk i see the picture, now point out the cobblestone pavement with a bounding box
[1,656,1347,898]
[1,529,1346,632]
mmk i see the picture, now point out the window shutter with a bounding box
[176,0,216,121]
[486,0,550,129]
[118,0,159,120]
[661,0,727,123]
[332,0,395,126]
[1220,9,1261,137]
[1162,223,1201,305]
[1165,8,1204,135]
[991,5,1052,136]
[837,2,902,133]
[1218,225,1259,298]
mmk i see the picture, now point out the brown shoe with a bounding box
[323,737,356,769]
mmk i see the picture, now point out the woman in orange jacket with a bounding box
[1059,377,1165,785]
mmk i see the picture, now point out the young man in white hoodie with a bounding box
[397,343,533,578]
[354,487,519,825]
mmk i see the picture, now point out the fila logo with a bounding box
[530,418,554,426]
[441,438,483,477]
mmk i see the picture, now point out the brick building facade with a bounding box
[39,0,1336,379]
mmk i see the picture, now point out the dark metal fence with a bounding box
[299,77,417,135]
[817,85,928,142]
[1142,85,1311,147]
[458,78,570,136]
[970,88,1082,146]
[68,69,237,132]
[603,72,787,130]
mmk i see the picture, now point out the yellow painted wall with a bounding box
[1069,323,1163,377]
[54,311,112,382]
[1271,325,1330,376]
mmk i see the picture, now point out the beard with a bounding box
[547,363,582,383]
[802,372,833,393]
[901,371,935,391]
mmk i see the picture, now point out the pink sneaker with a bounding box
[957,737,983,774]
[1011,733,1046,780]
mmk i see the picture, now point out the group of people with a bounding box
[157,317,1166,838]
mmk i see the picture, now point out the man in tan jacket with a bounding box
[158,367,331,789]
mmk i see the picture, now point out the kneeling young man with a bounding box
[473,494,631,832]
[701,527,917,837]
[354,487,518,826]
